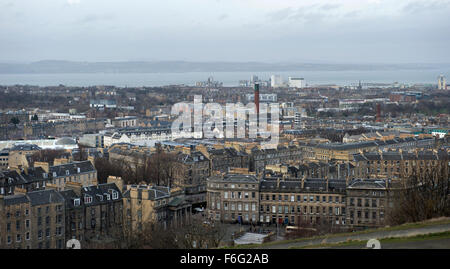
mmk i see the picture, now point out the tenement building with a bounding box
[35,160,98,190]
[206,174,394,229]
[206,174,259,224]
[346,179,389,228]
[0,189,66,249]
[259,178,347,226]
[352,149,450,179]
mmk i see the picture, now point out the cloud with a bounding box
[218,14,229,21]
[78,14,115,24]
[402,0,450,14]
[67,0,81,5]
[267,7,294,22]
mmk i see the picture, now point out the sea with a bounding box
[0,69,448,87]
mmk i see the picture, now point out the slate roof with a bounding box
[0,167,48,187]
[59,189,83,209]
[176,151,208,164]
[122,185,170,200]
[27,189,65,206]
[260,178,346,193]
[347,179,388,189]
[208,174,258,183]
[49,161,96,178]
[81,183,122,206]
[353,150,449,162]
[3,194,29,206]
[9,143,42,152]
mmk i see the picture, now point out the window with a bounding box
[84,195,92,204]
[224,192,228,199]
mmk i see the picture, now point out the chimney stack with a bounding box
[254,83,260,118]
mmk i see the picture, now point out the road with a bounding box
[257,222,450,249]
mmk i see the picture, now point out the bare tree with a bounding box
[387,164,450,225]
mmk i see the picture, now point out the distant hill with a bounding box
[0,60,447,74]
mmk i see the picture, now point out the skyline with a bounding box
[1,0,450,63]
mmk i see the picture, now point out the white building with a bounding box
[288,77,305,88]
[270,75,284,88]
[438,74,447,90]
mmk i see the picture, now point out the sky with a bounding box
[1,0,450,63]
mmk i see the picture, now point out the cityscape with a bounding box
[0,0,449,260]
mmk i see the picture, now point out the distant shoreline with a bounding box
[0,60,448,74]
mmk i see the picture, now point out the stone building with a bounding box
[27,189,66,249]
[173,151,210,187]
[352,149,450,179]
[0,167,49,196]
[35,160,98,191]
[345,179,390,228]
[259,178,347,226]
[206,174,260,224]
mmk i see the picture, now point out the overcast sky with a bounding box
[1,0,450,63]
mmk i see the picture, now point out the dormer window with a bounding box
[105,194,111,200]
[66,170,70,176]
[84,195,92,204]
[112,190,119,200]
[43,173,47,179]
[73,198,80,206]
[53,172,57,177]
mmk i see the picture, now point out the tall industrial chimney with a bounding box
[254,83,260,118]
[376,103,382,122]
